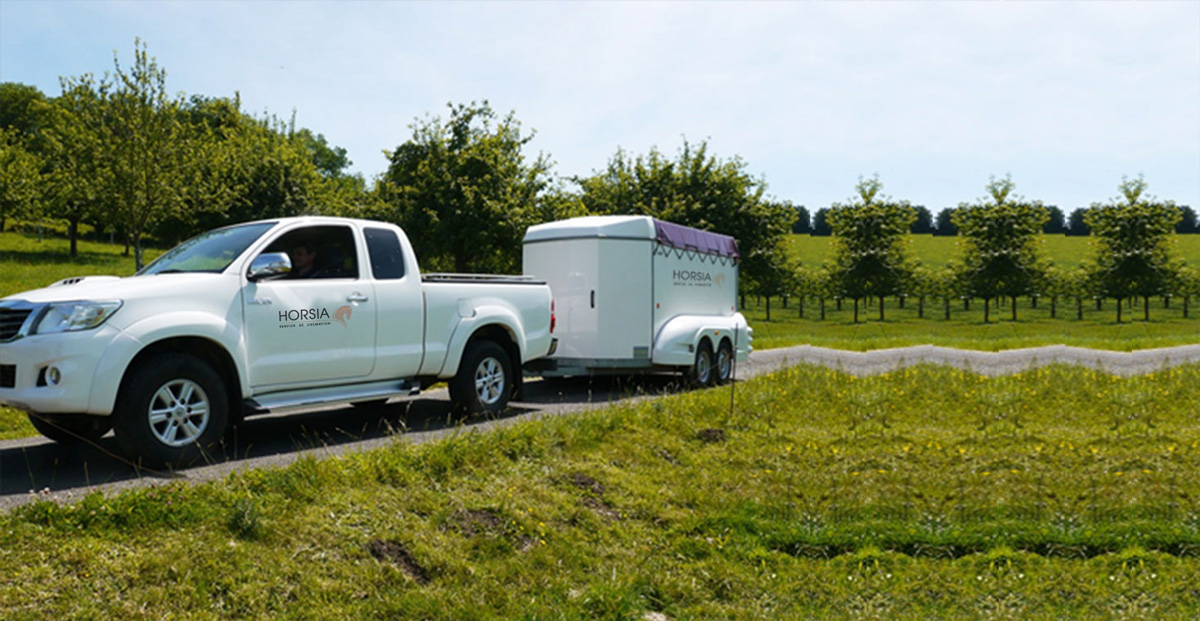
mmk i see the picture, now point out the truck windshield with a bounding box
[138,222,276,275]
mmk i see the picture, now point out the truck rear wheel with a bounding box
[28,413,112,445]
[450,340,512,415]
[114,353,228,469]
[686,340,715,388]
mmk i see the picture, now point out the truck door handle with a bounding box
[347,293,369,303]
[591,290,595,309]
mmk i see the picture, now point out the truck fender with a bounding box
[436,305,527,378]
[652,314,751,368]
[88,311,248,415]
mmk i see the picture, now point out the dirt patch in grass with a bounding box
[581,496,621,521]
[567,472,605,496]
[366,539,430,584]
[450,508,505,537]
[696,428,726,443]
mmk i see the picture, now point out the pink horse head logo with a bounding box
[334,305,353,328]
[714,273,726,289]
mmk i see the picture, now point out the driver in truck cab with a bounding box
[287,240,318,278]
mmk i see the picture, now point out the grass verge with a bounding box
[2,364,1198,618]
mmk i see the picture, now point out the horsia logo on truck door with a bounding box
[277,305,354,329]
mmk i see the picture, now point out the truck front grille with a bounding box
[0,308,32,341]
[0,364,14,389]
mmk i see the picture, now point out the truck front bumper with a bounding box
[0,325,126,416]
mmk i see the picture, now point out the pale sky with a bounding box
[2,0,1197,213]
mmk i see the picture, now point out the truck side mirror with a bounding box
[248,253,292,281]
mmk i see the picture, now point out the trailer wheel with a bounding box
[114,353,228,469]
[715,339,734,385]
[450,340,512,415]
[686,340,715,388]
[28,413,112,445]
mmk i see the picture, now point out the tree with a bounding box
[1083,177,1183,322]
[910,205,934,234]
[790,203,810,234]
[576,139,792,296]
[934,208,958,236]
[40,75,111,256]
[824,176,917,321]
[1043,205,1066,234]
[951,176,1049,322]
[1176,205,1197,234]
[377,101,572,274]
[811,207,832,236]
[0,129,43,232]
[0,82,50,138]
[104,40,193,268]
[1066,208,1091,236]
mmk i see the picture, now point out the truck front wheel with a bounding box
[450,340,512,415]
[114,353,228,468]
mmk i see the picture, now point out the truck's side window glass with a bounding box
[263,225,359,280]
[364,227,405,280]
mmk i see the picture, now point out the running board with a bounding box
[244,380,421,414]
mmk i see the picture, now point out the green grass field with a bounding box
[3,365,1198,618]
[786,233,1200,271]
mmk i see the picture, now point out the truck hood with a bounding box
[4,273,232,305]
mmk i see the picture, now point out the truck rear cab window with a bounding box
[364,227,406,280]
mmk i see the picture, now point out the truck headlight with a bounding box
[34,301,123,334]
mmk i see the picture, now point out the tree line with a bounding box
[0,41,791,288]
[791,202,1198,236]
[776,176,1199,324]
[0,41,1195,314]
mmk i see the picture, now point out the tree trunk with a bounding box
[1096,298,1102,311]
[1050,296,1056,319]
[740,294,745,310]
[1184,297,1190,319]
[1031,295,1038,309]
[798,296,804,319]
[984,297,990,323]
[853,298,859,323]
[1116,299,1122,323]
[68,219,79,259]
[898,296,905,309]
[820,298,826,321]
[782,295,788,309]
[1164,296,1170,309]
[765,296,771,321]
[944,298,951,321]
[964,298,970,311]
[918,296,924,319]
[879,296,885,321]
[1144,296,1149,322]
[1,216,6,233]
[1011,296,1017,322]
[836,298,843,311]
[1077,298,1083,320]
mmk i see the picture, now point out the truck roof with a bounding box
[523,215,739,259]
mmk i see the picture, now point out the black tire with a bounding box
[114,353,228,469]
[715,339,734,385]
[28,413,112,445]
[685,340,715,388]
[449,340,513,415]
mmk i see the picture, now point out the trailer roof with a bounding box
[524,215,740,259]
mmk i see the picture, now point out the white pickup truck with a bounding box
[0,217,555,467]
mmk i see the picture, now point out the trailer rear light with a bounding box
[550,299,556,333]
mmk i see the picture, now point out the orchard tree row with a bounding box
[769,176,1199,324]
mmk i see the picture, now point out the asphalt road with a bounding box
[3,343,1198,511]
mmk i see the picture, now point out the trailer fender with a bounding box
[652,314,750,368]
